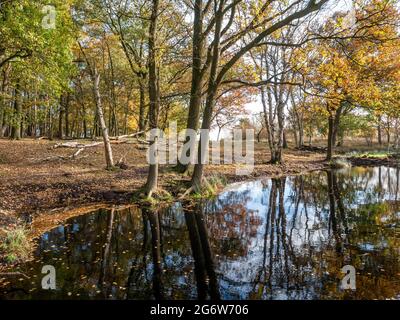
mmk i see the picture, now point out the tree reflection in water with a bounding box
[1,166,399,300]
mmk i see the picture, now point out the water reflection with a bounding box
[1,166,399,300]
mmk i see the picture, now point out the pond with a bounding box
[1,166,399,300]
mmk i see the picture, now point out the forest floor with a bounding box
[0,138,327,215]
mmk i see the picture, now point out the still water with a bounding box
[1,166,399,300]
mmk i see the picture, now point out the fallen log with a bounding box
[51,134,150,151]
[109,131,145,141]
[52,141,103,149]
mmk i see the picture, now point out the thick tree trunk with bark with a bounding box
[190,1,223,192]
[11,82,21,140]
[58,95,65,139]
[326,104,343,161]
[145,0,160,197]
[260,87,284,164]
[327,112,335,161]
[177,0,204,173]
[332,105,343,147]
[138,77,147,133]
[377,116,382,145]
[93,67,114,169]
[0,65,10,138]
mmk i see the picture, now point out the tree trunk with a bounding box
[332,105,342,147]
[327,170,342,251]
[107,41,119,137]
[176,0,204,173]
[138,77,147,133]
[48,106,53,140]
[257,128,262,143]
[65,93,70,138]
[58,96,64,139]
[327,112,334,161]
[0,100,4,138]
[260,87,284,164]
[283,130,288,149]
[11,82,21,140]
[0,66,10,138]
[191,2,223,192]
[82,103,87,139]
[93,67,114,169]
[296,110,304,147]
[377,116,382,145]
[386,122,391,149]
[293,128,298,148]
[145,0,160,197]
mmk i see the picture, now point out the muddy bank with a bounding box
[348,156,399,167]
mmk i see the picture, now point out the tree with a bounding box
[144,0,161,197]
[176,0,206,173]
[253,24,300,163]
[78,42,115,169]
[189,0,329,191]
[0,0,74,140]
[304,2,400,160]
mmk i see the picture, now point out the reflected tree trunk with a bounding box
[194,207,220,300]
[147,211,163,300]
[327,170,342,254]
[184,210,208,299]
[99,208,115,294]
[332,173,348,236]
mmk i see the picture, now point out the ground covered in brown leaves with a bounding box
[0,138,327,218]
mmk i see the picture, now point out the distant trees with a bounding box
[0,0,74,139]
[301,2,400,160]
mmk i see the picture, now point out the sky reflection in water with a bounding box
[1,166,399,300]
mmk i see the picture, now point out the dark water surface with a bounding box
[1,166,399,300]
